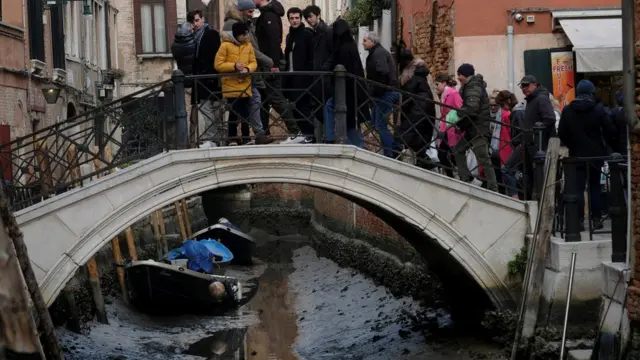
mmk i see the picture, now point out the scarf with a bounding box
[194,24,208,58]
[491,108,502,154]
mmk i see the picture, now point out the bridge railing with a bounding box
[552,154,628,255]
[3,67,539,211]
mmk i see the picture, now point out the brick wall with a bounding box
[396,0,454,75]
[626,0,640,322]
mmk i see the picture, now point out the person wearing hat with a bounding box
[557,79,617,231]
[222,0,276,145]
[450,63,498,192]
[517,75,557,151]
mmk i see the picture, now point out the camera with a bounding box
[513,13,524,22]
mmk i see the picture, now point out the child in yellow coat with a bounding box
[215,22,257,144]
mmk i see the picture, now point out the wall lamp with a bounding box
[41,83,61,105]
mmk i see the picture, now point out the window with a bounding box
[27,0,45,61]
[51,4,66,69]
[0,0,3,21]
[137,0,167,54]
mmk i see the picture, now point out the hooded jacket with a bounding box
[223,8,273,88]
[558,95,616,158]
[214,31,257,98]
[254,0,285,66]
[396,59,436,153]
[456,74,491,137]
[171,23,195,77]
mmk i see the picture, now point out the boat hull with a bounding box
[192,223,257,265]
[124,260,241,315]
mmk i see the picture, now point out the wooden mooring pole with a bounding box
[511,138,560,359]
[0,185,63,359]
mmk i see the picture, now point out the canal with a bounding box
[56,232,505,359]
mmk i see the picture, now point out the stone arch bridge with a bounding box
[14,145,536,309]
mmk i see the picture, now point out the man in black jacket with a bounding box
[188,10,222,148]
[450,63,498,192]
[303,5,333,130]
[253,0,297,139]
[518,75,557,151]
[280,7,316,144]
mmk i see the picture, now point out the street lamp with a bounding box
[41,83,61,105]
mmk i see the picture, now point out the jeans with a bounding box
[198,99,224,143]
[227,97,251,141]
[260,77,298,135]
[501,145,522,196]
[370,91,400,157]
[576,162,603,221]
[249,86,266,136]
[452,134,498,191]
[324,97,364,147]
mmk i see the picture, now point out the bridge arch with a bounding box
[15,145,532,309]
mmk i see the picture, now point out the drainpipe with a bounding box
[507,13,515,93]
[622,0,638,131]
[23,0,32,128]
[105,0,112,69]
[622,0,636,266]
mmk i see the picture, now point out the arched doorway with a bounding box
[67,102,77,119]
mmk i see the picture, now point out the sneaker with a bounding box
[229,141,238,146]
[244,140,256,145]
[255,135,275,145]
[280,133,307,144]
[198,141,217,149]
[301,136,316,144]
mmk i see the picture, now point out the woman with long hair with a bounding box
[434,73,462,177]
[494,90,519,198]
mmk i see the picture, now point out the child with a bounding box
[214,22,257,145]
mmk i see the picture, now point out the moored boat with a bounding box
[124,260,242,315]
[191,218,257,265]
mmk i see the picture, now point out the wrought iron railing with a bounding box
[4,67,543,212]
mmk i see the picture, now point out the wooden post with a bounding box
[158,210,168,254]
[0,204,45,359]
[59,287,81,334]
[0,184,62,359]
[85,258,108,324]
[110,236,128,303]
[511,138,561,358]
[174,201,188,240]
[181,198,193,238]
[124,228,138,261]
[150,212,163,259]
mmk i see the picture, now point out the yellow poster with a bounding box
[550,51,576,111]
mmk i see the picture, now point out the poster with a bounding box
[550,51,576,111]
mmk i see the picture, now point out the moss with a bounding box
[507,246,528,277]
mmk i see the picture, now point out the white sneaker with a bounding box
[245,140,256,145]
[280,133,306,144]
[229,141,238,146]
[199,141,217,149]
[471,178,483,187]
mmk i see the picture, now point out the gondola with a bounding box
[191,218,257,265]
[123,260,243,315]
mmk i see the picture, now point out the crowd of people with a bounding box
[171,0,629,228]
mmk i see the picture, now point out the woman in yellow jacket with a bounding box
[215,22,257,145]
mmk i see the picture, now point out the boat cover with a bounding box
[165,240,234,273]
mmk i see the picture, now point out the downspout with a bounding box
[390,0,397,43]
[622,0,636,266]
[23,0,32,128]
[507,13,515,93]
[104,0,111,69]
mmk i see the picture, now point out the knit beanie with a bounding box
[576,80,596,96]
[232,21,249,38]
[236,0,256,11]
[457,63,475,77]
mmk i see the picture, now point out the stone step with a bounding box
[568,349,592,360]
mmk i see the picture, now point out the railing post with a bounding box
[333,65,348,144]
[171,69,189,150]
[609,153,627,262]
[163,83,176,150]
[563,157,581,242]
[532,121,546,201]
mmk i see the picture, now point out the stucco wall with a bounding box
[454,33,569,93]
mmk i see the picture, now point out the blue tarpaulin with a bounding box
[165,239,234,273]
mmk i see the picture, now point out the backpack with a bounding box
[171,23,196,79]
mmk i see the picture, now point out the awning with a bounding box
[558,18,622,73]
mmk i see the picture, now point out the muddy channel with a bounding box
[57,234,505,360]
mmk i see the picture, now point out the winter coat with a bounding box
[558,94,617,159]
[214,32,257,98]
[327,19,369,129]
[522,85,557,151]
[439,86,463,147]
[395,61,436,153]
[283,24,314,101]
[365,43,398,97]
[191,25,221,103]
[223,8,273,88]
[254,0,285,66]
[456,74,491,137]
[171,23,195,78]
